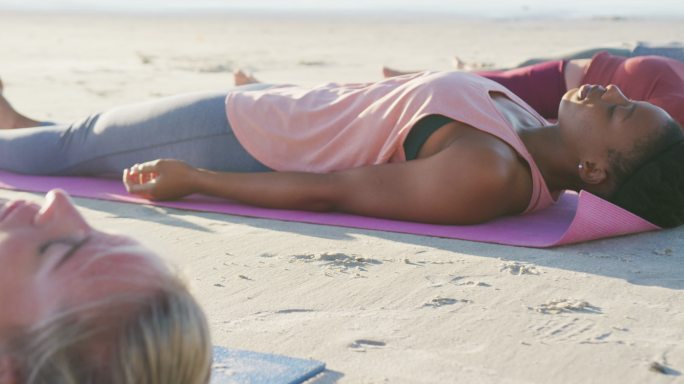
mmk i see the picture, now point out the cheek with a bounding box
[559,101,587,132]
[0,241,38,306]
[558,99,581,125]
[0,237,60,331]
[0,279,46,333]
[560,101,604,134]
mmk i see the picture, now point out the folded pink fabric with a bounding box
[0,170,659,247]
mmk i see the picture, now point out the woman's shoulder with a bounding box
[437,132,533,216]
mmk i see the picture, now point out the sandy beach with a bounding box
[1,11,684,383]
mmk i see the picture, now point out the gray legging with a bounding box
[516,42,684,68]
[0,86,271,178]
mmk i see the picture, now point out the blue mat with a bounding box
[211,346,326,384]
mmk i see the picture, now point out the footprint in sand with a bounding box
[500,261,539,275]
[274,309,315,314]
[652,248,673,256]
[450,276,492,287]
[290,252,381,274]
[528,316,597,343]
[649,361,680,375]
[422,297,471,308]
[348,339,386,352]
[533,298,601,315]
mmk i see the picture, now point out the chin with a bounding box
[558,88,587,121]
[557,97,570,122]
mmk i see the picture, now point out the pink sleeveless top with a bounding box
[226,71,555,213]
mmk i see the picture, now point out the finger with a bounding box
[128,164,148,174]
[141,171,157,184]
[126,163,151,182]
[123,168,140,189]
[136,161,161,173]
[124,163,140,177]
[122,169,131,190]
[133,164,146,184]
[127,180,155,195]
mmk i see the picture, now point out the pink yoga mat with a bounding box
[0,170,659,247]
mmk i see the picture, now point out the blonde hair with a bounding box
[3,274,212,384]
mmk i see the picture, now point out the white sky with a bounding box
[1,0,683,18]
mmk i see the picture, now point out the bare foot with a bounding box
[452,56,495,71]
[0,81,42,129]
[0,94,18,128]
[234,69,260,86]
[382,66,417,78]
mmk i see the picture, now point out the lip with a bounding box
[578,84,606,101]
[577,85,589,100]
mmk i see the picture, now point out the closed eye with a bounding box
[39,236,91,270]
[609,103,636,121]
[622,103,637,121]
[608,104,617,117]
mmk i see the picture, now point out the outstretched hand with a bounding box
[123,159,199,201]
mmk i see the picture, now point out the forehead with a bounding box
[613,102,679,161]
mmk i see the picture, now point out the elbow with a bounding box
[304,199,338,212]
[315,172,353,213]
[302,173,345,212]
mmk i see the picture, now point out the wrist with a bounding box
[191,168,210,195]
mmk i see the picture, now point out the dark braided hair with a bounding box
[609,120,684,228]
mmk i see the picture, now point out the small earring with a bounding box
[578,163,584,170]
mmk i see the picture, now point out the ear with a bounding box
[578,161,607,185]
[0,356,17,384]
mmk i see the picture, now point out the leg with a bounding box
[632,42,684,62]
[382,67,419,78]
[0,78,44,129]
[514,47,632,68]
[382,61,568,119]
[383,58,494,79]
[0,91,270,177]
[234,69,260,86]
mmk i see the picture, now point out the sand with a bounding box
[1,11,683,383]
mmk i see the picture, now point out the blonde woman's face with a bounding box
[0,190,162,339]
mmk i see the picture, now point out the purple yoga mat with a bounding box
[0,170,659,247]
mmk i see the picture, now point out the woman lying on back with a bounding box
[1,70,683,227]
[0,190,211,384]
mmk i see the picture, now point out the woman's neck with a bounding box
[519,123,583,193]
[487,94,583,193]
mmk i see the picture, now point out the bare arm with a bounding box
[123,144,530,224]
[564,59,592,90]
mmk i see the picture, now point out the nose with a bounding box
[33,189,91,233]
[604,84,630,104]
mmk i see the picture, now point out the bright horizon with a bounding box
[1,0,684,19]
